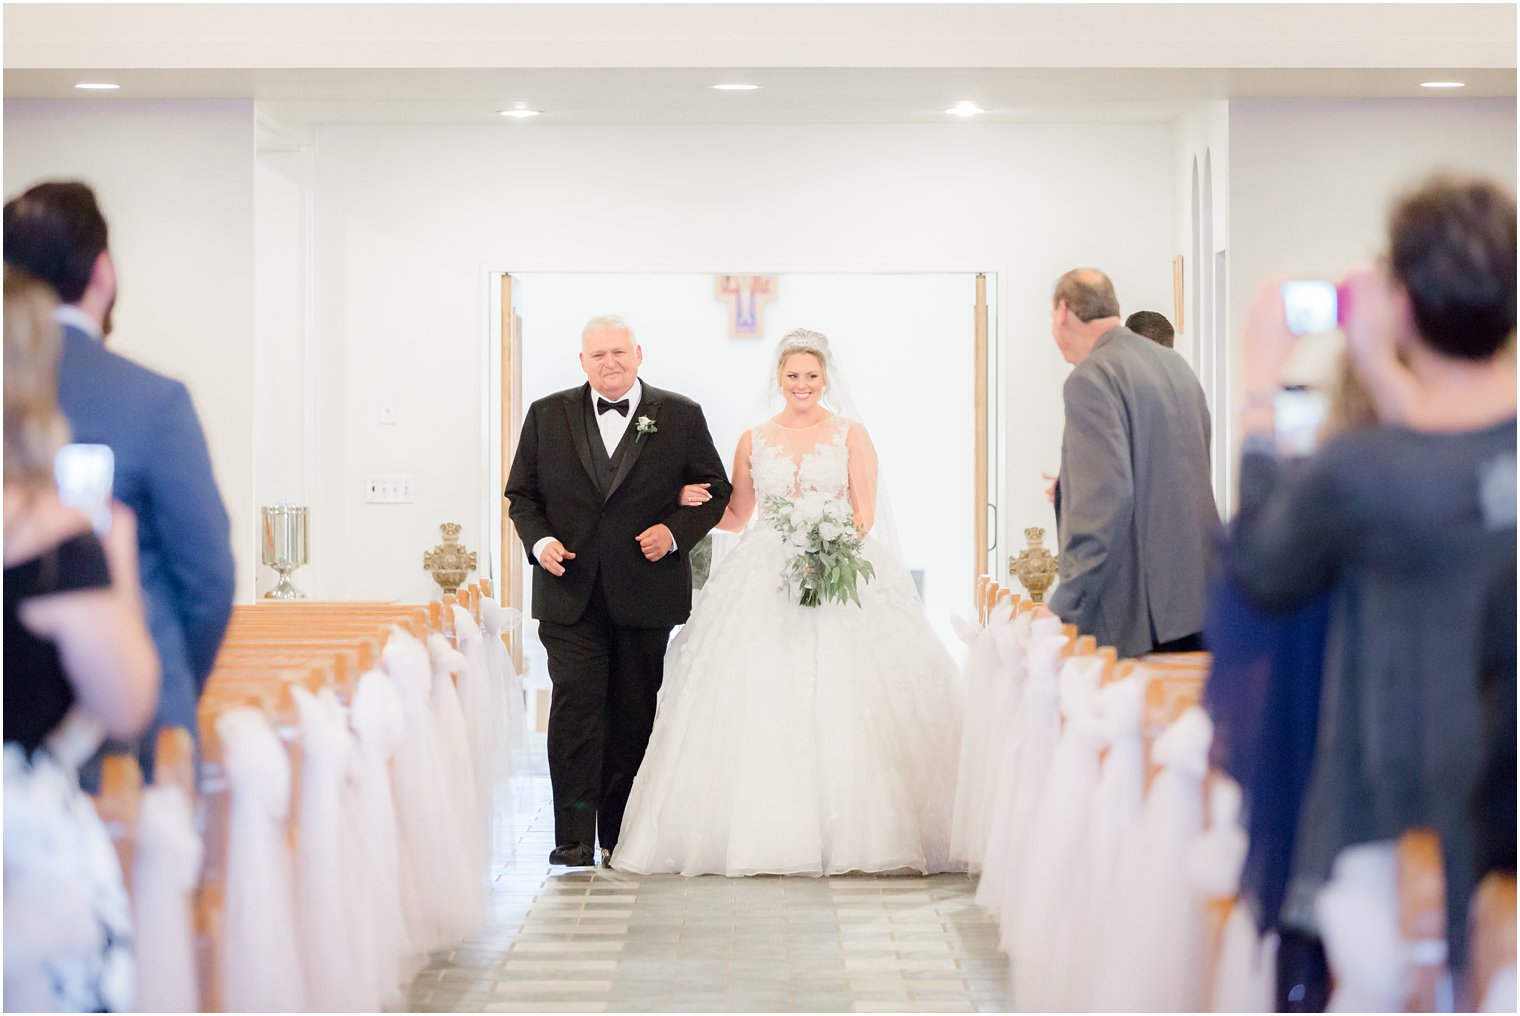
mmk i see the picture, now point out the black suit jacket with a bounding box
[505,381,732,628]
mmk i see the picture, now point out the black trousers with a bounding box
[536,574,671,851]
[1152,631,1206,654]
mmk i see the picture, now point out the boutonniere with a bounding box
[634,415,658,442]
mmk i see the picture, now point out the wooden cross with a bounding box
[715,274,777,339]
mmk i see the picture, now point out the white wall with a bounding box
[4,99,258,600]
[306,122,1176,608]
[1228,98,1517,438]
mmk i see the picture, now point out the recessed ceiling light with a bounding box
[1420,81,1466,88]
[74,82,120,91]
[712,83,761,91]
[498,108,541,119]
[946,101,987,117]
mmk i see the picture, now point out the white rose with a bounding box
[800,498,826,524]
[789,528,811,549]
[817,521,841,542]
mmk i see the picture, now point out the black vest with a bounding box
[583,395,637,496]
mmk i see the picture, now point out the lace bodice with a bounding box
[718,415,879,533]
[750,418,851,501]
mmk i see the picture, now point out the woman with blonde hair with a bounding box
[3,266,159,1012]
[614,327,963,877]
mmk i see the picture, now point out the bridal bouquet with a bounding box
[763,491,876,608]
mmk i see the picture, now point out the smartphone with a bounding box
[1274,388,1329,457]
[1280,279,1342,336]
[54,443,114,535]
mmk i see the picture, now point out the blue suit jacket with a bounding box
[57,324,235,768]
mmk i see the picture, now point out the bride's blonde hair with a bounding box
[775,328,832,390]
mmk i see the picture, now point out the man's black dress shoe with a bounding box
[549,843,595,866]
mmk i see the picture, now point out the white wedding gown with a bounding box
[613,416,964,876]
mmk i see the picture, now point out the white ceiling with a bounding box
[4,3,1514,129]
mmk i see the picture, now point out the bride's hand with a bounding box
[679,483,712,508]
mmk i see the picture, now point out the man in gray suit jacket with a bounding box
[4,181,236,779]
[1047,269,1217,658]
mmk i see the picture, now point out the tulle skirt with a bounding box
[613,526,963,877]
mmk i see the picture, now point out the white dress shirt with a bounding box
[533,380,675,561]
[54,304,103,341]
[592,380,642,456]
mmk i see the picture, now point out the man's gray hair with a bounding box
[582,314,636,343]
[1052,269,1121,322]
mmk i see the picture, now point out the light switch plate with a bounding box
[365,474,414,503]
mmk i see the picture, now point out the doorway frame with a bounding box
[489,269,1001,653]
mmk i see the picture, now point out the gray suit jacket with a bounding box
[1050,326,1218,657]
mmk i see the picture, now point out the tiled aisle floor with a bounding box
[399,739,1011,1013]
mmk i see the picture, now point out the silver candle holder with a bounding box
[261,504,309,600]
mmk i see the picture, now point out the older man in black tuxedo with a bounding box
[506,316,731,866]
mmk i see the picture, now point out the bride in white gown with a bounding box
[612,329,963,877]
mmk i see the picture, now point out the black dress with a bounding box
[4,531,111,755]
[3,529,135,1011]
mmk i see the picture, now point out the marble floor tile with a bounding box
[401,736,1009,1013]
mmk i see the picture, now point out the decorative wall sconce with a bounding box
[424,522,477,595]
[1010,526,1059,603]
[261,505,309,599]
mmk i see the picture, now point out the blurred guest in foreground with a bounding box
[3,267,160,1011]
[3,181,234,780]
[1223,173,1516,981]
[1204,361,1396,1011]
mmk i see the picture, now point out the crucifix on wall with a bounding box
[715,275,777,339]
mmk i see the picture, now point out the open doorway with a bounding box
[489,272,996,707]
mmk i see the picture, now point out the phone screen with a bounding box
[54,443,114,535]
[1275,388,1329,457]
[1281,279,1340,336]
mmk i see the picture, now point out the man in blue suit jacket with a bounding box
[5,182,236,778]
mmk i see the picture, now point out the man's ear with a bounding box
[88,250,115,296]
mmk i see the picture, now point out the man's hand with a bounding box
[635,524,675,562]
[538,540,576,577]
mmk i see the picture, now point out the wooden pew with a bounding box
[194,589,471,1010]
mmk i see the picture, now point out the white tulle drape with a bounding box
[217,707,306,1013]
[291,686,359,1012]
[993,617,1068,948]
[350,666,416,1003]
[201,605,505,1013]
[1315,842,1408,1012]
[132,783,202,1013]
[1092,705,1214,1012]
[1009,651,1105,1012]
[426,632,486,937]
[479,597,525,861]
[385,628,455,951]
[452,604,511,872]
[949,599,1015,870]
[1084,666,1150,997]
[972,611,1034,915]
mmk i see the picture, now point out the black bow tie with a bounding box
[597,397,630,417]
